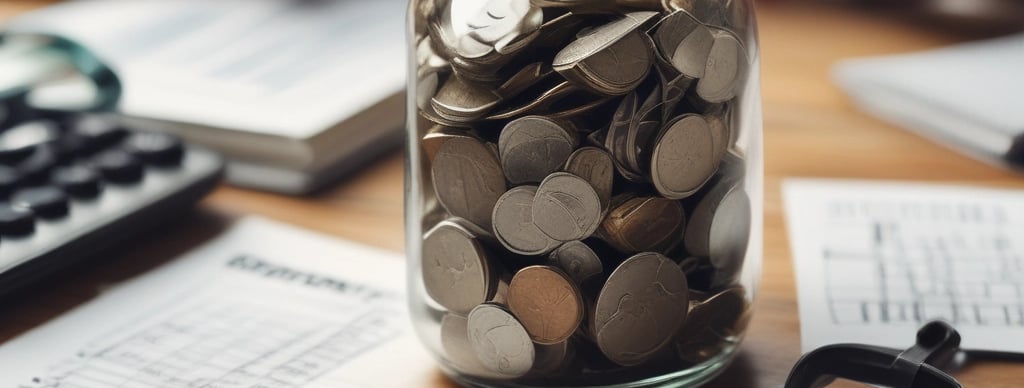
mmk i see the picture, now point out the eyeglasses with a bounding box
[785,320,1023,388]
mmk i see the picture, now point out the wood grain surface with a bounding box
[1,2,1020,387]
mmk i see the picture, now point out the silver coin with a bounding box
[498,116,578,185]
[548,240,604,284]
[564,147,615,210]
[594,252,689,366]
[696,28,745,103]
[422,222,497,315]
[651,114,719,200]
[432,137,506,231]
[460,0,543,58]
[467,303,536,377]
[552,12,658,95]
[533,172,603,242]
[599,196,686,254]
[430,75,501,123]
[492,186,560,256]
[441,313,502,378]
[497,62,553,100]
[605,91,643,181]
[684,177,750,274]
[654,10,714,79]
[422,125,474,163]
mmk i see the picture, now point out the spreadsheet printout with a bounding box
[784,179,1024,353]
[0,217,434,388]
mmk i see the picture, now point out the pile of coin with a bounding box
[415,0,754,382]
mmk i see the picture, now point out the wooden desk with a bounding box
[1,2,1020,387]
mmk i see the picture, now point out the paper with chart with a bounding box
[784,179,1024,353]
[0,217,434,388]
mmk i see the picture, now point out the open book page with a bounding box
[784,179,1024,353]
[0,217,436,388]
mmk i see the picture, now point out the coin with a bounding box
[467,303,536,377]
[497,62,553,100]
[651,114,719,199]
[508,265,584,344]
[563,147,614,210]
[552,12,658,95]
[432,136,506,232]
[431,75,501,123]
[683,177,750,277]
[441,313,502,378]
[599,196,685,253]
[422,125,474,162]
[654,10,714,80]
[533,172,603,242]
[498,116,578,185]
[675,287,748,363]
[460,0,543,58]
[594,252,689,366]
[548,240,604,284]
[492,186,560,256]
[422,222,497,315]
[696,28,745,103]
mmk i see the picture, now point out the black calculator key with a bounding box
[0,205,34,236]
[125,132,184,166]
[12,186,69,219]
[52,166,102,198]
[0,121,59,164]
[94,150,144,184]
[71,115,128,155]
[0,166,19,197]
[17,146,58,185]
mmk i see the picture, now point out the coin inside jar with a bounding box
[422,222,497,315]
[441,313,501,378]
[492,186,560,255]
[696,28,745,103]
[498,116,578,185]
[594,252,689,366]
[675,287,748,363]
[552,12,658,96]
[563,147,615,210]
[599,196,685,253]
[654,10,714,80]
[508,265,584,344]
[467,303,536,377]
[532,172,603,242]
[684,177,751,279]
[651,114,719,200]
[548,240,604,284]
[431,75,502,123]
[431,136,506,231]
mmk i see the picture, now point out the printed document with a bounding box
[784,179,1024,353]
[0,217,434,387]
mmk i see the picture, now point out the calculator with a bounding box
[0,112,224,297]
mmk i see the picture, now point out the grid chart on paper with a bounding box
[821,198,1024,327]
[29,300,400,388]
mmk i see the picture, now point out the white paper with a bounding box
[4,0,407,138]
[0,217,435,388]
[833,33,1024,167]
[784,179,1024,353]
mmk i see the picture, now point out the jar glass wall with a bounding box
[405,0,762,386]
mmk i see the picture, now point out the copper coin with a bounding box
[508,265,584,345]
[594,252,689,366]
[599,196,685,253]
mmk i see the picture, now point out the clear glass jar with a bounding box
[405,0,762,386]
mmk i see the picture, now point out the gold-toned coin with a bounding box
[508,265,585,344]
[599,196,685,253]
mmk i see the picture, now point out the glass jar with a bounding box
[405,0,762,386]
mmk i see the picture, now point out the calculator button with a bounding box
[94,150,144,184]
[0,205,34,236]
[0,120,57,164]
[17,146,58,185]
[0,166,19,197]
[12,186,69,219]
[52,166,102,198]
[71,115,128,155]
[125,132,184,166]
